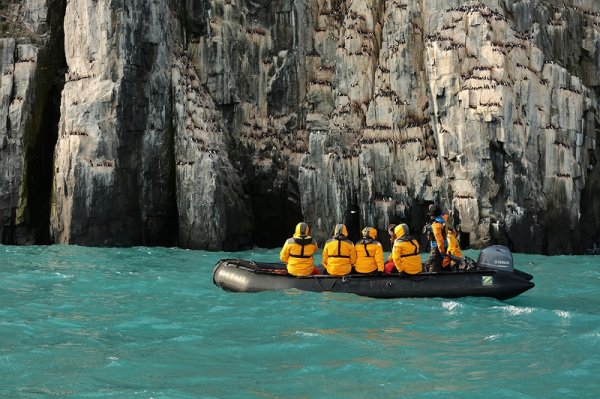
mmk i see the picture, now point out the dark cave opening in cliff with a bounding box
[22,85,62,245]
[250,192,303,249]
[410,202,434,251]
[20,0,67,245]
[345,203,361,243]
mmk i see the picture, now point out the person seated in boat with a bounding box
[354,227,384,274]
[383,223,396,272]
[280,222,320,276]
[322,224,357,276]
[446,222,463,271]
[422,204,450,273]
[385,223,422,275]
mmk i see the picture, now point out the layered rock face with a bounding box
[0,0,65,244]
[50,0,178,246]
[1,0,599,253]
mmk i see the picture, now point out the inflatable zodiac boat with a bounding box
[212,245,534,300]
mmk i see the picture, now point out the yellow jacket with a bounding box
[391,224,422,274]
[354,227,384,273]
[447,229,463,258]
[428,213,450,267]
[322,224,357,276]
[280,222,318,276]
[431,218,447,254]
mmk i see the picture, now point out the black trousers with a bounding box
[424,247,443,273]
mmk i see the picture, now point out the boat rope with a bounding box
[313,276,337,291]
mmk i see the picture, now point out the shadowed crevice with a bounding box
[18,0,67,245]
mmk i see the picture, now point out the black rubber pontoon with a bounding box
[212,246,534,300]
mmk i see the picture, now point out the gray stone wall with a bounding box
[1,0,65,244]
[1,0,599,253]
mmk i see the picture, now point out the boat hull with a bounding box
[213,259,535,300]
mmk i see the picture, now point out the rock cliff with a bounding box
[1,0,599,254]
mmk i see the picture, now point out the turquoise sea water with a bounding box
[1,245,599,398]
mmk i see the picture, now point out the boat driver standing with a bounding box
[423,204,449,272]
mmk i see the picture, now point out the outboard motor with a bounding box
[477,245,514,273]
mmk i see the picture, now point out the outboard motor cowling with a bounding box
[477,245,514,273]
